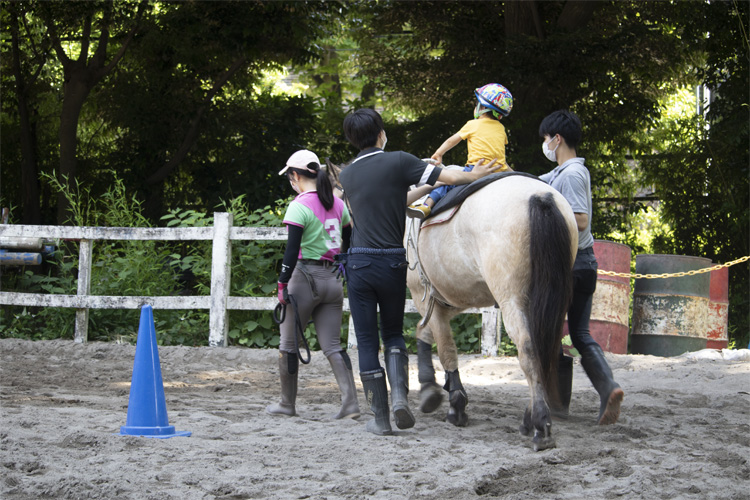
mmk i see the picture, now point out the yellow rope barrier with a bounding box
[597,255,750,280]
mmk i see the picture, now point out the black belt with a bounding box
[299,259,333,267]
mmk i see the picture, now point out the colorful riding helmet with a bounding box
[474,83,513,118]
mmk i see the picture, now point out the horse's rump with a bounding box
[411,176,576,403]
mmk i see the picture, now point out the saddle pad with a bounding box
[422,206,460,228]
[429,171,542,219]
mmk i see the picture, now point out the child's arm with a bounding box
[406,182,445,205]
[431,133,462,165]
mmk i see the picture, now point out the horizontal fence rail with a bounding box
[0,213,502,355]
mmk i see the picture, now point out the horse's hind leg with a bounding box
[516,339,555,451]
[416,324,444,413]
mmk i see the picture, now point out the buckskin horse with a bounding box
[406,172,577,451]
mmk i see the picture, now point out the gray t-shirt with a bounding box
[539,157,594,250]
[340,148,441,249]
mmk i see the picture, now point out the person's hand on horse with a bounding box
[277,282,290,305]
[473,158,499,178]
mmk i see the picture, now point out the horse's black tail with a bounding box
[527,192,574,408]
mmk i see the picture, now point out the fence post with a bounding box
[74,239,93,343]
[480,308,499,357]
[209,212,232,347]
[347,313,357,351]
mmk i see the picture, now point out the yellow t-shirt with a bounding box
[457,118,509,171]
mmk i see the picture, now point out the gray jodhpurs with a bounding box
[279,262,345,357]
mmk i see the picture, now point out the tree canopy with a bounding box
[1,0,748,345]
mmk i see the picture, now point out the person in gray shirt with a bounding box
[539,110,624,426]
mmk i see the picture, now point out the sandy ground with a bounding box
[1,338,748,500]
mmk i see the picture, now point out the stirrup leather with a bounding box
[406,218,453,327]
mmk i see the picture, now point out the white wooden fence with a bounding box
[0,213,502,354]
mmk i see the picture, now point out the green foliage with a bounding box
[162,195,291,347]
[0,172,195,344]
[3,1,747,348]
[401,312,516,356]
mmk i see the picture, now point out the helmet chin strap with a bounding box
[474,103,493,119]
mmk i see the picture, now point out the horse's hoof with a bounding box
[445,389,468,426]
[446,408,468,427]
[532,423,555,451]
[598,387,624,425]
[419,382,444,413]
[532,436,556,452]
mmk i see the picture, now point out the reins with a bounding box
[273,294,312,364]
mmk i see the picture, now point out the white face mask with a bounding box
[288,174,301,194]
[542,136,559,162]
[380,131,387,150]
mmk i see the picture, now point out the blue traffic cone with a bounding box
[119,305,191,438]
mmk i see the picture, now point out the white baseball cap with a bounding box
[278,150,320,176]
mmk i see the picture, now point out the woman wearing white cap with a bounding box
[266,149,360,420]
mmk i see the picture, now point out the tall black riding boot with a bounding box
[360,368,393,435]
[580,344,624,425]
[328,351,361,420]
[417,339,443,413]
[551,354,573,419]
[266,351,298,416]
[385,346,415,429]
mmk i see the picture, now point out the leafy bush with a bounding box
[1,173,192,343]
[2,179,512,355]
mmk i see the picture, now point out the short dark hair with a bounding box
[343,108,384,151]
[539,110,582,150]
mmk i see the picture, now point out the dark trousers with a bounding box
[346,253,408,372]
[566,247,600,356]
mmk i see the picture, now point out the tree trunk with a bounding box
[42,1,145,224]
[9,7,42,224]
[503,0,601,168]
[505,0,543,39]
[56,74,92,225]
[18,96,41,225]
[145,56,248,186]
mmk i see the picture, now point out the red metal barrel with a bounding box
[706,267,729,350]
[590,240,631,354]
[562,240,631,354]
[630,255,711,356]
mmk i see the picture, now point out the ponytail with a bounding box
[290,161,334,211]
[315,169,334,211]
